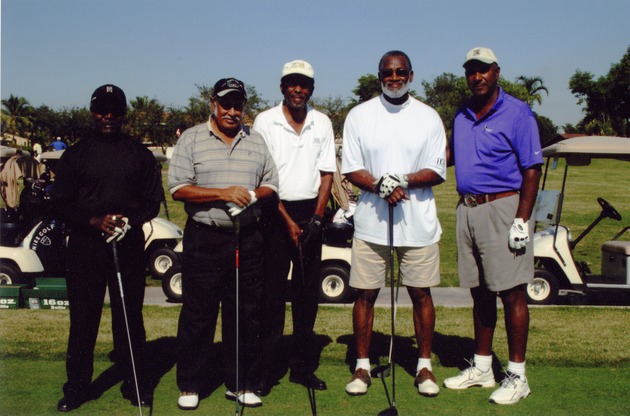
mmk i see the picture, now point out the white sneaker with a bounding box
[345,368,371,396]
[177,392,199,410]
[225,390,263,408]
[415,368,440,397]
[443,360,496,390]
[489,373,531,405]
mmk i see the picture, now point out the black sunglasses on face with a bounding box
[218,97,246,111]
[379,68,410,77]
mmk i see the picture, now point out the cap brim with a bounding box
[216,89,247,98]
[463,58,496,67]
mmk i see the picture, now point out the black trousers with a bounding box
[63,228,146,399]
[259,199,322,377]
[176,219,263,393]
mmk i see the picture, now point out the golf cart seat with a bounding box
[601,241,630,284]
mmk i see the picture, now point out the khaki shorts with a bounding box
[456,194,534,292]
[349,238,440,289]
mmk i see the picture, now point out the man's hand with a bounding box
[373,173,408,199]
[227,190,257,217]
[105,216,131,243]
[508,218,529,250]
[299,214,323,248]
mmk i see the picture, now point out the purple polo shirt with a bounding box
[451,87,542,195]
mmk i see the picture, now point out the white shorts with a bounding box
[349,238,441,289]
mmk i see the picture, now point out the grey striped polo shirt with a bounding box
[168,122,278,227]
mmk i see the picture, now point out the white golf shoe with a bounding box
[415,368,440,397]
[225,390,263,408]
[177,392,199,410]
[488,372,531,405]
[345,368,371,396]
[443,362,496,390]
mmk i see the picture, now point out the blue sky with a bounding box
[2,0,629,130]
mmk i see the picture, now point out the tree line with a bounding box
[2,46,628,152]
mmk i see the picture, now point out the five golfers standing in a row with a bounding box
[53,46,541,413]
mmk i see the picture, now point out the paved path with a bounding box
[137,286,477,307]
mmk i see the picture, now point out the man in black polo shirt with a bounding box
[52,84,164,412]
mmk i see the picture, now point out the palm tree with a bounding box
[516,76,549,106]
[1,95,34,139]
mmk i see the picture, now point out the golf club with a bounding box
[376,203,398,416]
[111,240,143,416]
[234,217,241,416]
[298,240,317,416]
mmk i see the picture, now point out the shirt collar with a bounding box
[206,119,246,141]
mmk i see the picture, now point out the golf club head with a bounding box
[372,364,391,379]
[377,407,398,416]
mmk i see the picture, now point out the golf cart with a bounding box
[0,149,183,285]
[528,136,630,305]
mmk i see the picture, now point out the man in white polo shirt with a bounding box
[253,60,336,396]
[342,50,447,398]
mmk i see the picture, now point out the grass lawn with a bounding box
[1,305,629,415]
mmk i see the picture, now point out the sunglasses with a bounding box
[379,68,410,77]
[217,96,246,111]
[92,104,126,116]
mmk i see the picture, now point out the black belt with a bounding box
[189,218,259,233]
[459,191,518,207]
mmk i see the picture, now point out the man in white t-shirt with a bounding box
[341,50,447,398]
[252,60,336,396]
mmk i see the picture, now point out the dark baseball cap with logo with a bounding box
[90,84,127,116]
[213,78,248,99]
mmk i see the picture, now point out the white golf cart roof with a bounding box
[543,136,630,163]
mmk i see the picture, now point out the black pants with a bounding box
[176,219,263,393]
[63,228,146,400]
[259,199,322,378]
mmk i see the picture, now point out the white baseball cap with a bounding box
[282,60,314,79]
[463,47,499,66]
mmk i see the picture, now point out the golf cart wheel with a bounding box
[0,263,20,285]
[149,247,180,280]
[162,265,183,303]
[526,269,559,305]
[319,264,351,303]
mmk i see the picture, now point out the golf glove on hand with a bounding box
[508,218,529,250]
[105,217,130,243]
[374,173,408,199]
[227,190,257,217]
[299,214,323,248]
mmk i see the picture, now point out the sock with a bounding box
[507,361,526,379]
[356,358,371,372]
[417,358,432,374]
[474,354,492,373]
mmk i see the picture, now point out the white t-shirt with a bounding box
[342,95,447,247]
[253,103,336,201]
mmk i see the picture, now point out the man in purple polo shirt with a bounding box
[444,47,542,405]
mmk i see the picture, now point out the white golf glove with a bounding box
[227,190,257,217]
[508,218,529,250]
[373,173,408,199]
[105,216,130,243]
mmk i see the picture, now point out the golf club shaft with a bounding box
[234,217,240,416]
[388,203,396,408]
[298,240,318,416]
[111,241,143,416]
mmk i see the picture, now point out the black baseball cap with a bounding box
[90,84,127,115]
[213,78,247,99]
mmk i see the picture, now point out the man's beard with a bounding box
[381,81,410,99]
